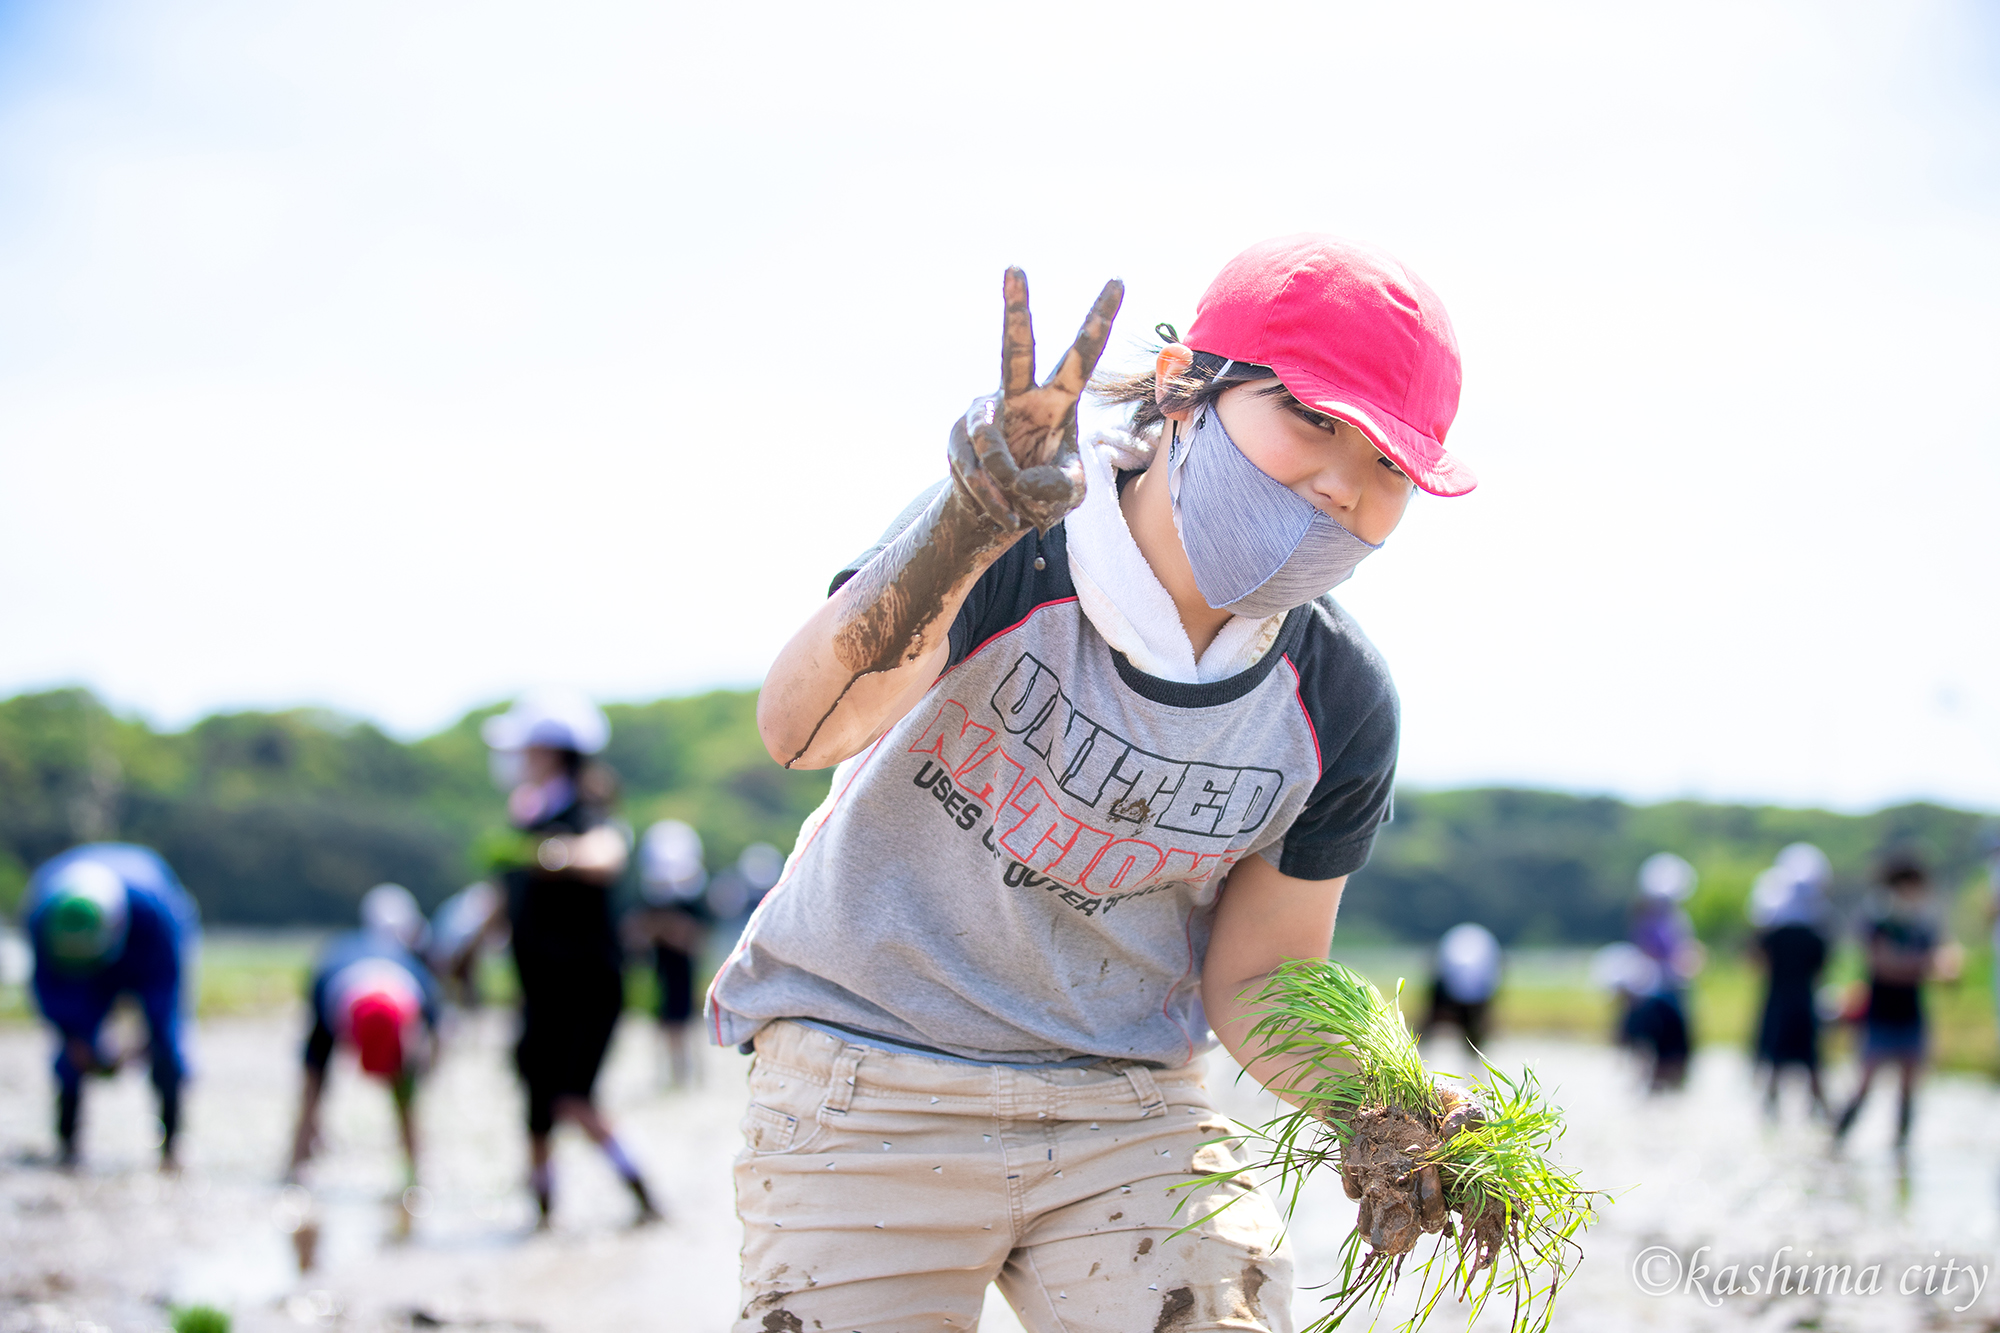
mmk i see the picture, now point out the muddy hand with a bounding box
[949,268,1123,535]
[795,269,1120,767]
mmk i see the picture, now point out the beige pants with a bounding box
[734,1020,1294,1333]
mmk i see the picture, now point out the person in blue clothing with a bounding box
[1621,852,1705,1092]
[286,884,442,1186]
[24,842,199,1171]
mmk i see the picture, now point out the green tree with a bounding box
[1,686,1989,941]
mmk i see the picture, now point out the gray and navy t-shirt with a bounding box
[709,484,1400,1068]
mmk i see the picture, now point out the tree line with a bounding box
[0,687,1989,944]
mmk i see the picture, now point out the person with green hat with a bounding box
[24,843,199,1170]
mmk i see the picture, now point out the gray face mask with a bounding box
[1167,401,1381,618]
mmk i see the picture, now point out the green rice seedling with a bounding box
[1179,959,1596,1333]
[169,1305,231,1333]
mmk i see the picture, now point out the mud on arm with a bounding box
[757,268,1123,770]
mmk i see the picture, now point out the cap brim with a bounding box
[1274,366,1477,497]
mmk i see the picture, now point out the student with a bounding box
[1747,843,1831,1119]
[630,819,712,1088]
[428,880,504,1010]
[1420,922,1502,1049]
[1835,854,1947,1147]
[481,688,661,1226]
[286,884,442,1186]
[716,235,1474,1332]
[1983,830,2000,1037]
[1622,853,1703,1092]
[701,842,786,938]
[24,843,198,1171]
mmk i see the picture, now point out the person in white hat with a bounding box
[478,688,660,1225]
[1747,844,1831,1119]
[1419,922,1503,1049]
[1622,853,1703,1092]
[627,819,712,1088]
[426,881,504,1008]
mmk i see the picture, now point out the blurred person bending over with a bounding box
[287,884,441,1186]
[1835,853,1957,1147]
[480,689,660,1226]
[25,843,199,1171]
[1622,853,1704,1092]
[1747,844,1831,1119]
[629,819,711,1088]
[1420,922,1501,1049]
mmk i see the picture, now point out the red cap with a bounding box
[349,991,410,1077]
[1184,234,1474,497]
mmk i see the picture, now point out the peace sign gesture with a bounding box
[949,267,1124,535]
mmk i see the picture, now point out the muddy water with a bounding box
[2,1012,1995,1332]
[1,1009,747,1332]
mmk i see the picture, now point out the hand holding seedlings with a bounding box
[1183,960,1596,1333]
[1334,1084,1515,1277]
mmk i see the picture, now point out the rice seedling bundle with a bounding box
[1185,959,1597,1333]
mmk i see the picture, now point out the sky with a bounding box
[0,0,1995,813]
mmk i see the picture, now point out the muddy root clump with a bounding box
[1340,1105,1445,1255]
[1336,1087,1509,1266]
[1224,960,1597,1333]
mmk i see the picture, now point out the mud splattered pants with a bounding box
[734,1020,1293,1333]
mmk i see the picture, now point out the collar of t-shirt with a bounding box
[1065,432,1283,684]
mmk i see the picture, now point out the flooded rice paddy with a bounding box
[1,1003,1996,1332]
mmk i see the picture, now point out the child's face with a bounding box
[1211,380,1415,546]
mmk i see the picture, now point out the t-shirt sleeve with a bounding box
[1263,603,1402,882]
[826,480,1070,671]
[1271,691,1398,881]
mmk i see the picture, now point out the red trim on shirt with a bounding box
[1279,653,1323,775]
[710,597,1079,1046]
[953,597,1080,672]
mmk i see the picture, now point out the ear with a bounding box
[1153,343,1196,420]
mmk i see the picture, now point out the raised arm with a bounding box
[757,269,1122,770]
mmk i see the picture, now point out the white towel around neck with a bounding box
[1064,433,1283,684]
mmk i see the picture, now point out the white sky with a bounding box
[0,0,1995,812]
